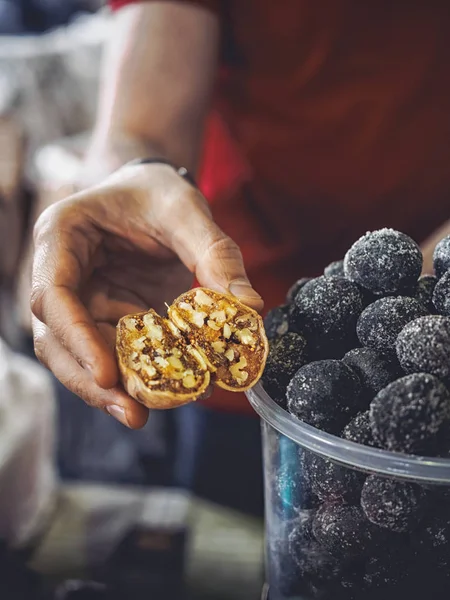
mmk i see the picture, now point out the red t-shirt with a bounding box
[109,0,450,414]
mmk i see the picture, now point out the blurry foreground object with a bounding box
[0,337,57,548]
[0,12,108,340]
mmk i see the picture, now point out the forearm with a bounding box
[86,3,219,180]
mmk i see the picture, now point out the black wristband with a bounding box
[125,157,198,189]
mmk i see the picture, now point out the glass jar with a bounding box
[247,383,450,600]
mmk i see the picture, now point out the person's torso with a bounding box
[200,0,450,282]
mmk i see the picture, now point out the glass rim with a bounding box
[246,383,450,483]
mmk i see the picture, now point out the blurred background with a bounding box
[0,3,264,599]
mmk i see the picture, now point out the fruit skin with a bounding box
[264,304,291,340]
[396,315,450,383]
[305,452,365,504]
[262,332,308,409]
[324,259,345,278]
[341,411,378,448]
[433,234,450,279]
[312,504,387,559]
[287,359,364,434]
[343,347,401,402]
[415,275,438,312]
[344,228,423,295]
[356,296,428,356]
[370,373,450,456]
[433,270,450,316]
[293,275,363,344]
[361,475,427,533]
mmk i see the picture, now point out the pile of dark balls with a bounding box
[262,229,450,600]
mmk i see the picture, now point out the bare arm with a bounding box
[31,2,263,427]
[83,1,219,184]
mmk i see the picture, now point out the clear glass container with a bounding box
[247,383,450,600]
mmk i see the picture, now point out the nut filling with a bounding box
[116,288,269,408]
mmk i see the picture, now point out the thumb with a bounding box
[163,189,263,311]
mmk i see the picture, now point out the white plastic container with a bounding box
[0,340,57,548]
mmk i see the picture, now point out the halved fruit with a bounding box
[169,288,269,391]
[116,289,268,409]
[116,308,210,409]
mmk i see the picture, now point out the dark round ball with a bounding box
[396,316,450,383]
[263,332,308,408]
[433,235,450,279]
[370,373,450,456]
[356,296,428,355]
[287,360,364,433]
[264,305,291,340]
[312,504,386,558]
[416,275,438,312]
[341,411,378,447]
[361,475,426,533]
[324,259,345,278]
[286,277,312,304]
[343,347,401,401]
[344,228,423,295]
[306,453,365,504]
[294,276,364,344]
[288,515,344,589]
[433,270,450,316]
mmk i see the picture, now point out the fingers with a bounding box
[159,186,264,311]
[33,317,149,429]
[31,202,119,389]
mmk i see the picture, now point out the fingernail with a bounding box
[229,278,262,301]
[106,405,130,428]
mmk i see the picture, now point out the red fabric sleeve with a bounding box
[109,0,220,12]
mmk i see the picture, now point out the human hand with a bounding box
[31,162,263,428]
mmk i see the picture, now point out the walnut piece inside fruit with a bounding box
[116,288,268,409]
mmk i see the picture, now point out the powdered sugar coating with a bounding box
[342,411,378,447]
[343,347,402,401]
[312,504,386,558]
[306,453,365,503]
[433,234,450,279]
[287,360,363,433]
[294,276,363,343]
[433,270,450,316]
[264,305,291,340]
[357,296,428,355]
[263,332,308,408]
[370,373,450,456]
[344,228,423,295]
[396,316,450,382]
[324,259,345,278]
[361,476,426,532]
[288,515,343,588]
[416,275,438,312]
